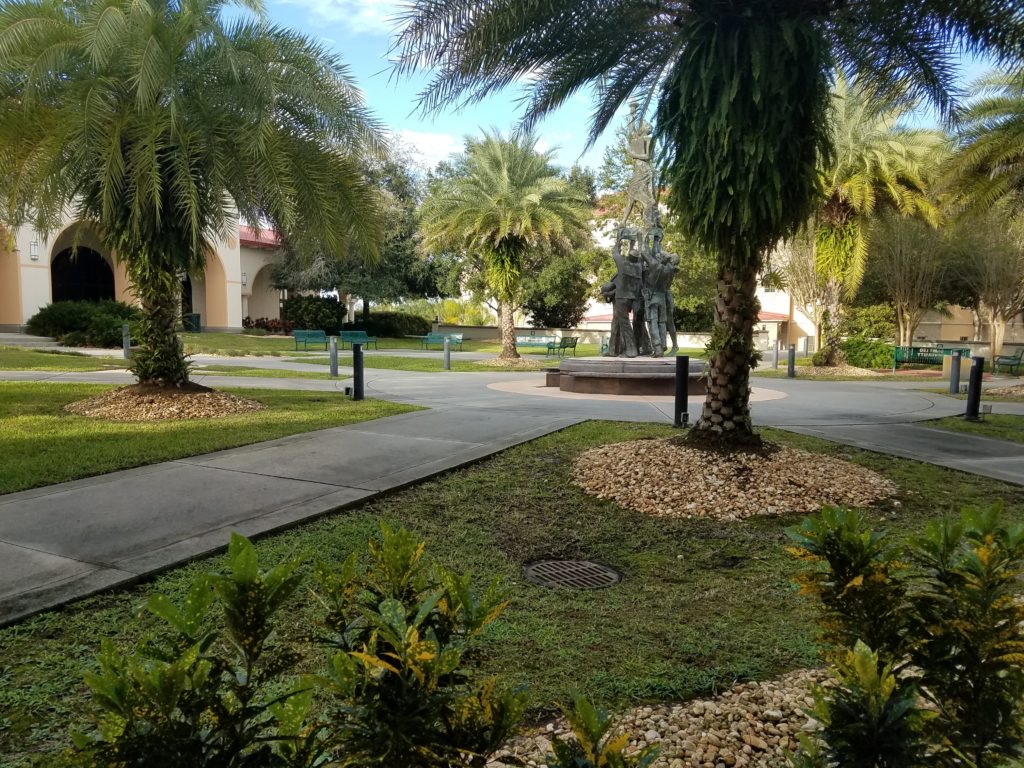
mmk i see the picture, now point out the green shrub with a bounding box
[281,295,346,335]
[348,310,431,337]
[27,300,140,339]
[314,523,527,767]
[61,330,89,347]
[790,504,1024,767]
[842,304,896,340]
[242,327,268,336]
[840,338,894,369]
[547,695,658,768]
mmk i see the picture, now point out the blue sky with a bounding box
[261,0,998,173]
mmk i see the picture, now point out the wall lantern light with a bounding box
[241,272,248,286]
[29,241,39,261]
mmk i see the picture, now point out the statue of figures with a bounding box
[605,231,642,357]
[621,103,657,228]
[642,249,679,357]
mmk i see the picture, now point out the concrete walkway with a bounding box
[2,363,1023,623]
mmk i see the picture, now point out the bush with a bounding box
[840,338,894,369]
[281,295,345,335]
[241,327,268,336]
[842,304,896,340]
[789,504,1024,767]
[673,304,714,332]
[548,695,659,768]
[243,316,295,335]
[347,310,431,337]
[26,300,140,340]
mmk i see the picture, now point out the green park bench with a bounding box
[548,337,578,357]
[292,329,328,350]
[893,345,971,368]
[421,333,463,350]
[340,330,378,350]
[516,335,558,351]
[995,347,1024,375]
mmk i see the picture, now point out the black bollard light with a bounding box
[964,355,984,421]
[948,351,961,396]
[352,343,365,401]
[329,336,338,378]
[674,355,690,428]
[443,336,451,370]
[787,345,796,378]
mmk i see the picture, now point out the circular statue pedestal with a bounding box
[545,356,707,396]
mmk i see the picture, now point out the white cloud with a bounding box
[281,0,405,34]
[393,129,462,171]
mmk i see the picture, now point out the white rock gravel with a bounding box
[490,669,828,768]
[572,439,896,521]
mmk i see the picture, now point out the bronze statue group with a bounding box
[601,106,680,358]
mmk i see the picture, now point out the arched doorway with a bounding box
[50,247,115,302]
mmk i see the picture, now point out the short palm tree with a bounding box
[419,133,589,359]
[0,0,382,387]
[394,0,1023,444]
[944,69,1024,213]
[815,75,942,365]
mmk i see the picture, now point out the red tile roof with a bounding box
[239,225,281,250]
[758,311,789,322]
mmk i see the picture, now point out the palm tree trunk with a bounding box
[499,299,519,359]
[819,278,845,365]
[691,262,760,445]
[125,248,190,387]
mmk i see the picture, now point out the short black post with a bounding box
[787,344,796,378]
[122,323,131,359]
[673,355,689,428]
[352,343,364,401]
[948,351,961,396]
[964,355,984,421]
[443,336,451,370]
[329,336,338,378]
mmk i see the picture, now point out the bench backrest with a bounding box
[449,333,463,342]
[340,331,370,341]
[559,337,578,348]
[293,329,327,340]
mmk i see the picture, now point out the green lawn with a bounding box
[0,347,125,371]
[0,383,416,495]
[2,420,1022,765]
[282,355,548,373]
[925,414,1024,445]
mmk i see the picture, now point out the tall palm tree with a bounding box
[0,0,382,387]
[394,0,1023,444]
[815,75,942,365]
[419,132,589,359]
[945,69,1024,213]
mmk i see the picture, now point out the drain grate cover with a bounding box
[523,560,622,590]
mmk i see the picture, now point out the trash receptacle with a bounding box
[182,313,201,332]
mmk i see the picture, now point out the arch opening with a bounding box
[50,247,115,303]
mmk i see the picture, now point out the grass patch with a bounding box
[0,347,125,371]
[920,387,1024,403]
[924,414,1024,445]
[1,421,1022,765]
[194,365,332,379]
[752,368,943,381]
[283,355,549,373]
[0,383,416,494]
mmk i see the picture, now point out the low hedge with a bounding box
[347,311,431,337]
[840,337,894,369]
[26,300,142,348]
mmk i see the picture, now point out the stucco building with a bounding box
[0,218,284,332]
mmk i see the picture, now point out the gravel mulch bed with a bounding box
[491,668,827,768]
[987,383,1024,399]
[64,385,264,421]
[798,364,882,377]
[478,357,547,369]
[572,439,896,520]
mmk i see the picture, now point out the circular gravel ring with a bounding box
[523,560,622,590]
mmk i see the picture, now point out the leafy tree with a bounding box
[814,75,942,365]
[521,252,594,328]
[419,132,589,358]
[392,0,1021,443]
[566,164,598,207]
[778,232,828,343]
[0,0,382,387]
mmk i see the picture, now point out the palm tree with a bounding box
[0,0,382,387]
[393,0,1023,444]
[814,75,942,365]
[944,70,1024,213]
[419,132,589,359]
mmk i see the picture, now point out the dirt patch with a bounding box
[800,364,882,377]
[572,438,895,520]
[477,357,547,370]
[987,383,1024,399]
[64,385,264,422]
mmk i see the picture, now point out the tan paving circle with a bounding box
[487,378,786,403]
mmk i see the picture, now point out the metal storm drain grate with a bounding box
[523,560,622,590]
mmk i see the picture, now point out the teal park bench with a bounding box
[293,329,328,350]
[340,330,378,350]
[995,347,1024,375]
[548,337,578,357]
[893,345,971,369]
[516,335,558,352]
[421,333,463,350]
